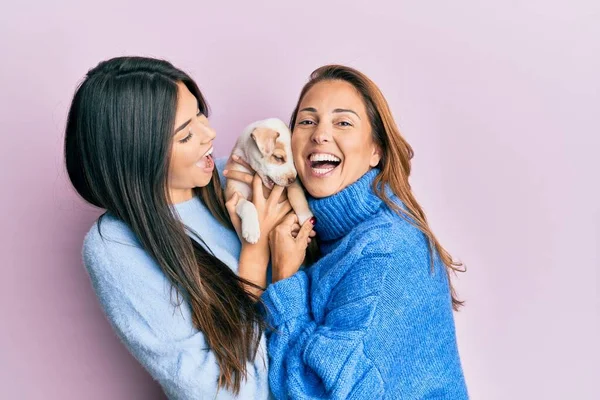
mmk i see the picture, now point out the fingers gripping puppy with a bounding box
[225,118,313,244]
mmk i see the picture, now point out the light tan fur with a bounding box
[225,118,313,244]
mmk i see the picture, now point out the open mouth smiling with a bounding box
[308,153,341,176]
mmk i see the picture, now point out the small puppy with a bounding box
[225,118,313,244]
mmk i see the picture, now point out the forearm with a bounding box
[238,239,270,298]
[262,272,383,399]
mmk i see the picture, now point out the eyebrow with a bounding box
[299,107,361,119]
[174,110,202,134]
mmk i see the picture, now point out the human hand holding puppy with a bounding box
[225,170,291,245]
[225,158,316,285]
[268,213,316,283]
[224,118,314,244]
[224,162,290,298]
[224,118,315,296]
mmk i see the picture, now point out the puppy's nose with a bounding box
[288,177,295,185]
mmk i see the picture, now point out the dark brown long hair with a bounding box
[290,65,466,310]
[64,56,264,393]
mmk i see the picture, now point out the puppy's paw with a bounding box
[296,211,314,226]
[237,199,261,244]
[242,224,261,244]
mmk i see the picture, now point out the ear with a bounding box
[251,127,280,157]
[369,144,382,167]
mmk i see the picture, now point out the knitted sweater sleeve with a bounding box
[82,226,264,400]
[261,254,389,399]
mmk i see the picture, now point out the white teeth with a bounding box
[309,153,341,162]
[203,147,214,157]
[312,167,335,175]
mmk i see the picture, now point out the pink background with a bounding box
[1,1,598,399]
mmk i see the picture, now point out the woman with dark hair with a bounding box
[64,56,289,399]
[261,65,469,399]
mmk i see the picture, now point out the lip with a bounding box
[204,160,215,172]
[264,176,275,189]
[304,158,340,178]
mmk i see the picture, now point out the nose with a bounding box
[197,118,217,142]
[287,176,295,185]
[311,124,330,144]
[205,125,217,141]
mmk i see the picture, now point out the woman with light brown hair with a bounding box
[262,65,469,399]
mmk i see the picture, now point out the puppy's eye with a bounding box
[274,155,284,162]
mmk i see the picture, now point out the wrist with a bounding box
[271,263,296,283]
[238,240,270,299]
[241,239,270,266]
[241,237,269,252]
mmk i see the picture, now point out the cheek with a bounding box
[291,134,300,153]
[291,136,304,164]
[167,150,181,183]
[179,145,198,166]
[340,136,374,168]
[170,148,183,169]
[168,147,192,182]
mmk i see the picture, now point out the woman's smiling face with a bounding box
[168,82,217,203]
[291,80,381,198]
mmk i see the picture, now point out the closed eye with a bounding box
[179,130,193,143]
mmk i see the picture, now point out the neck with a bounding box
[169,188,194,204]
[308,168,383,241]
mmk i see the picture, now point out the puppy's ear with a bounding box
[251,127,280,157]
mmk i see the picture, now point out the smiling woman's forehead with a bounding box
[299,80,366,114]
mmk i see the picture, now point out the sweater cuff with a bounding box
[261,271,310,328]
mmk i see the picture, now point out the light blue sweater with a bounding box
[81,159,271,399]
[262,168,468,399]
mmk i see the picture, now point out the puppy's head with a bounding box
[247,118,297,188]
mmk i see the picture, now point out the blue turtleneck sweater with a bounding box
[261,169,468,399]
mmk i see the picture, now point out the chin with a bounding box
[303,179,337,199]
[196,176,213,189]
